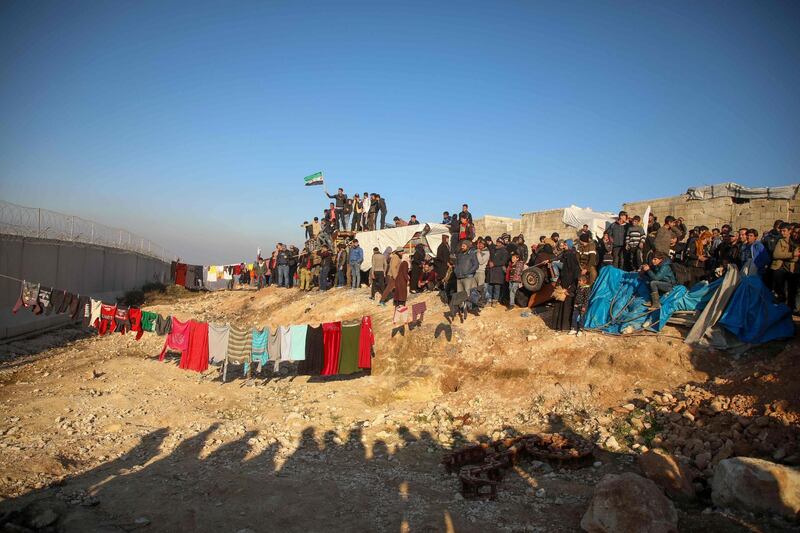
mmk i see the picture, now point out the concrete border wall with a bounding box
[0,235,170,339]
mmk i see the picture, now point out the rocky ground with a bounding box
[0,285,798,532]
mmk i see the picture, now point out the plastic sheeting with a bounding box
[686,182,798,201]
[354,223,449,271]
[719,275,794,344]
[561,205,617,239]
[583,267,720,334]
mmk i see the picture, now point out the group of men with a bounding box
[597,211,799,312]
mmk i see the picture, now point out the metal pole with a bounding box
[91,223,94,243]
[37,208,41,237]
[70,216,74,240]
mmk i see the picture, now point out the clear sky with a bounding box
[1,1,798,264]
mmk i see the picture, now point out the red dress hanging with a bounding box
[180,321,209,373]
[175,263,188,286]
[321,321,342,376]
[358,316,374,369]
[159,318,190,360]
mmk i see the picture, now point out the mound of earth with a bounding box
[0,285,797,532]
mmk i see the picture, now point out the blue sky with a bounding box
[1,0,798,264]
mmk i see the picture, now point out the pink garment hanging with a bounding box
[179,321,209,373]
[159,318,190,360]
[321,321,342,376]
[358,316,374,369]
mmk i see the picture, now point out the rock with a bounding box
[622,404,636,412]
[637,450,696,502]
[694,452,711,471]
[604,436,621,451]
[711,457,800,520]
[28,508,58,528]
[581,473,678,533]
[535,488,546,498]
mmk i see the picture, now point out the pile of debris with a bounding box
[442,433,594,499]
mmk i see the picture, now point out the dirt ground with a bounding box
[0,285,798,532]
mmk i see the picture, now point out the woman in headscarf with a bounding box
[550,244,581,331]
[394,255,410,306]
[409,243,426,293]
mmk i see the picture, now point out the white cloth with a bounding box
[206,266,218,282]
[89,299,102,328]
[279,325,292,362]
[561,205,616,239]
[686,182,798,201]
[354,223,450,271]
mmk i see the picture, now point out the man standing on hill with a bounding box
[460,204,473,224]
[326,187,348,231]
[455,240,479,294]
[377,194,388,229]
[608,210,628,269]
[275,244,290,288]
[349,239,364,288]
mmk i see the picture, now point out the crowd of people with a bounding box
[243,188,799,335]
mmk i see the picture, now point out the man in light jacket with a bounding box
[349,240,364,289]
[454,240,479,294]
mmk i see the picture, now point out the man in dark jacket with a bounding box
[325,187,348,231]
[460,204,473,224]
[377,194,388,229]
[319,245,333,291]
[642,253,676,309]
[608,210,628,269]
[454,240,479,294]
[485,238,509,306]
[275,244,290,288]
[434,235,450,279]
[654,216,678,255]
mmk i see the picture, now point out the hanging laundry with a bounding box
[59,291,77,315]
[321,322,342,376]
[11,281,40,314]
[129,308,144,340]
[208,323,230,364]
[251,327,270,371]
[155,315,172,336]
[279,325,292,362]
[392,305,410,326]
[48,289,66,316]
[33,286,53,315]
[268,328,282,362]
[159,318,190,360]
[338,321,361,375]
[79,297,92,327]
[98,304,117,335]
[174,263,187,287]
[411,302,427,323]
[300,325,324,375]
[180,321,209,373]
[114,305,131,334]
[207,266,218,283]
[288,325,307,361]
[225,326,253,378]
[141,311,158,333]
[358,316,375,370]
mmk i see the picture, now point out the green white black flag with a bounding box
[304,171,324,186]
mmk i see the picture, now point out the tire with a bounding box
[522,266,546,292]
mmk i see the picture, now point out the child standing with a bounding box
[570,274,591,335]
[506,252,525,310]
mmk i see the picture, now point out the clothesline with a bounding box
[6,276,376,381]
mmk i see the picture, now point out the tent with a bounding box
[582,265,794,349]
[561,206,617,239]
[354,223,450,272]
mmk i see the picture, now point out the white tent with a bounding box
[354,223,450,271]
[561,205,617,239]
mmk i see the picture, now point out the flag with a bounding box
[304,171,324,186]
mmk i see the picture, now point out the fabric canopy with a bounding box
[718,275,795,344]
[562,205,617,239]
[686,182,798,201]
[354,223,449,271]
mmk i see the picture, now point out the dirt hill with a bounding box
[0,285,797,532]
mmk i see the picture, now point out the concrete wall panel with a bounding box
[0,235,170,339]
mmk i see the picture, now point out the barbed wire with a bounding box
[0,200,177,262]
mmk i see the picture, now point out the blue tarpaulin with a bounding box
[719,275,794,344]
[584,266,794,345]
